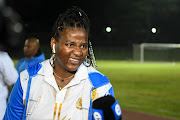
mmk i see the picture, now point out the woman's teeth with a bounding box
[70,58,79,62]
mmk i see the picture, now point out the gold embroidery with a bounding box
[76,97,82,110]
[58,104,62,120]
[62,115,67,120]
[53,103,58,120]
[91,88,99,101]
[38,96,41,101]
[23,99,25,105]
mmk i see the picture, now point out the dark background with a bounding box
[3,0,180,60]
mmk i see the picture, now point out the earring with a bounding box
[49,44,56,68]
[84,40,98,70]
[83,56,91,67]
[52,44,56,53]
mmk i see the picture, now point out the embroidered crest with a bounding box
[76,97,82,110]
[91,88,99,101]
[38,96,41,101]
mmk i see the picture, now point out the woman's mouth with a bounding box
[69,58,80,64]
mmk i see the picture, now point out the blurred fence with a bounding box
[93,45,133,60]
[10,44,133,61]
[11,43,180,62]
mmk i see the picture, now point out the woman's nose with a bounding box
[73,47,82,56]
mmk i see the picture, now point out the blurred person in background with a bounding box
[4,6,122,120]
[0,0,23,119]
[0,51,18,120]
[16,37,45,74]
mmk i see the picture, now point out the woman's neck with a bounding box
[53,61,75,89]
[53,61,75,79]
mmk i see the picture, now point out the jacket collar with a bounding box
[38,60,89,89]
[25,53,45,62]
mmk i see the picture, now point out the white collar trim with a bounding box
[38,60,89,90]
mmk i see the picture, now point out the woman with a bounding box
[4,6,121,120]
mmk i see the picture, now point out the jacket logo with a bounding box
[91,88,99,101]
[76,97,82,110]
[23,99,26,105]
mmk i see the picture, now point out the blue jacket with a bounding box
[4,60,120,120]
[16,53,45,74]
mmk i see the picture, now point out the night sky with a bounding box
[5,0,180,46]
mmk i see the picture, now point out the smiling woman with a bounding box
[51,27,88,74]
[3,6,122,120]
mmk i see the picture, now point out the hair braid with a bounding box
[52,6,90,40]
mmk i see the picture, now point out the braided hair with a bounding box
[51,6,97,69]
[52,6,90,40]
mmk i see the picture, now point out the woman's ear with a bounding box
[51,37,56,53]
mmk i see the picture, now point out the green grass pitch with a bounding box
[97,60,180,119]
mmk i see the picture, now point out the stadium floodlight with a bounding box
[151,28,156,34]
[106,27,111,33]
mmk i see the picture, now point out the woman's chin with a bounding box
[66,65,80,72]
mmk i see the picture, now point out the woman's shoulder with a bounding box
[19,60,49,90]
[87,66,110,88]
[87,66,105,78]
[19,60,47,77]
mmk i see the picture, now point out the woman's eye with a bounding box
[66,44,73,47]
[81,45,87,49]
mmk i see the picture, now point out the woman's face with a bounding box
[52,27,88,72]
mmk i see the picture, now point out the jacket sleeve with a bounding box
[16,61,20,72]
[93,82,115,100]
[3,77,25,120]
[108,84,115,97]
[2,53,18,85]
[89,71,115,100]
